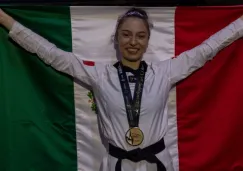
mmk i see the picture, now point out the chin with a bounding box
[123,55,142,62]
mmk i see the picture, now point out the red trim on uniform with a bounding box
[83,61,95,66]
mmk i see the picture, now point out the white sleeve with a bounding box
[9,21,99,87]
[168,18,243,85]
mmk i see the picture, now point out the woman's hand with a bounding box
[0,8,15,30]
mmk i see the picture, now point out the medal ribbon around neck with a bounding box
[117,61,146,146]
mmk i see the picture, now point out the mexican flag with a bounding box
[1,5,243,171]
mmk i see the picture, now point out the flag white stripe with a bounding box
[70,6,178,171]
[165,87,179,171]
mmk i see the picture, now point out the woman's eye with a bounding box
[138,35,145,39]
[122,33,129,37]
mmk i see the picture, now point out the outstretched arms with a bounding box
[0,8,99,87]
[168,17,243,85]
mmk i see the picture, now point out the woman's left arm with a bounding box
[168,17,243,85]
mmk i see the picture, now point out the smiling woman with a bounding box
[115,8,152,69]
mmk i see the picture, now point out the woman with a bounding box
[1,7,243,171]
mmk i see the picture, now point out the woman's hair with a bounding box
[114,7,153,43]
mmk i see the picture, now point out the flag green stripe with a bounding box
[0,6,77,171]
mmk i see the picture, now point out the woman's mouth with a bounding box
[126,48,139,54]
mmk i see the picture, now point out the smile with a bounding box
[126,48,139,54]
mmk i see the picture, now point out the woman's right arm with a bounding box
[0,9,98,86]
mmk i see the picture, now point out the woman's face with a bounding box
[117,17,149,62]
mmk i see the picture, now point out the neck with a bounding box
[121,58,141,70]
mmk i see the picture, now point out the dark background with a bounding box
[0,0,242,6]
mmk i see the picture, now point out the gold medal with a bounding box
[125,127,144,146]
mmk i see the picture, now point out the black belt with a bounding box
[108,138,166,171]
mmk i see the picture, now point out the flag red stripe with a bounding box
[175,6,243,171]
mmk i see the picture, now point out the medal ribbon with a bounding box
[117,61,146,128]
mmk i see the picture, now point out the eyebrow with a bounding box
[121,30,146,34]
